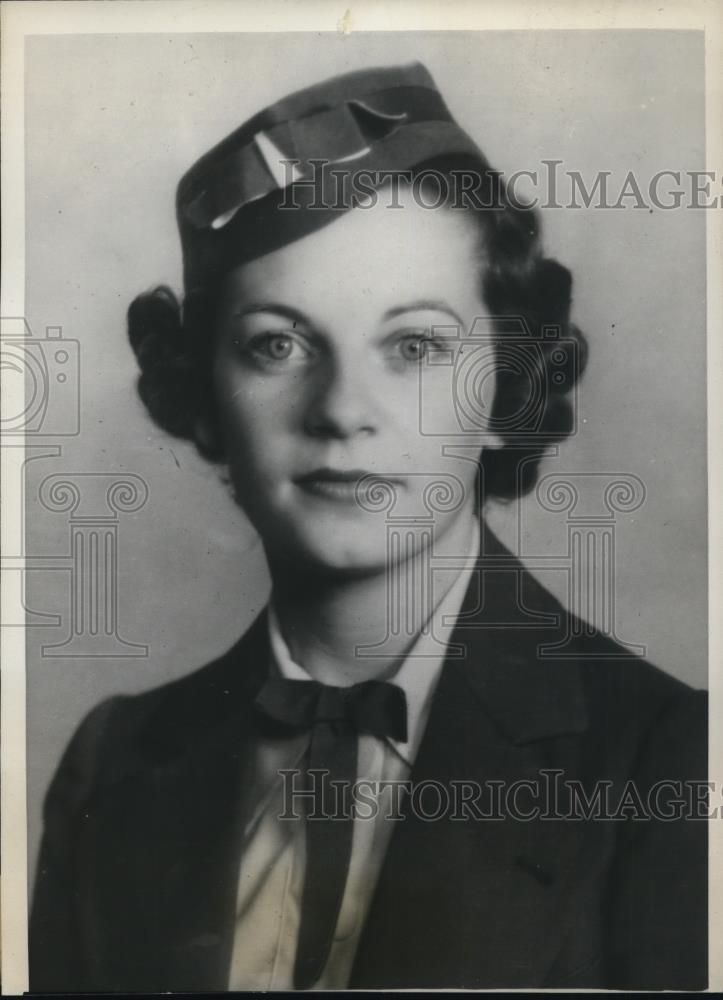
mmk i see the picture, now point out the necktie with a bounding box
[253,674,408,989]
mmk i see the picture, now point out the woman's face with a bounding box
[212,185,494,575]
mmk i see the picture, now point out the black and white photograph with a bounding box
[1,0,720,993]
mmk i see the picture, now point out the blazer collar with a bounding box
[448,519,589,745]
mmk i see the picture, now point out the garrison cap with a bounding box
[177,61,487,292]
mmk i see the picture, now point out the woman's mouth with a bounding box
[293,468,404,504]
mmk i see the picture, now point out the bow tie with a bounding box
[253,673,408,744]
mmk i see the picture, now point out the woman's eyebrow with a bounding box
[233,302,310,326]
[383,300,465,327]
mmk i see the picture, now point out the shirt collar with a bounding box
[267,517,481,764]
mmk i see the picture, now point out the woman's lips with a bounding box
[294,468,404,503]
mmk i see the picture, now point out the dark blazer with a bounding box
[29,524,708,992]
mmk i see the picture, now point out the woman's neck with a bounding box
[266,510,479,686]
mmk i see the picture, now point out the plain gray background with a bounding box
[24,30,707,880]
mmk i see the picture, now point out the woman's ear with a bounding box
[192,412,225,460]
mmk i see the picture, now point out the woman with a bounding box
[29,61,707,991]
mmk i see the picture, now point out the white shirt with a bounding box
[228,520,480,990]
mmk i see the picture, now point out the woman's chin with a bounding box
[264,521,394,579]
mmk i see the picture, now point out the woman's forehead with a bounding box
[222,192,484,319]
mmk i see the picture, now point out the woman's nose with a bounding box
[303,361,378,440]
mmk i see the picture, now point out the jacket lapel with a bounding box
[350,524,590,988]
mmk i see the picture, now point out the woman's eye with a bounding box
[396,333,435,362]
[262,333,295,360]
[243,331,312,365]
